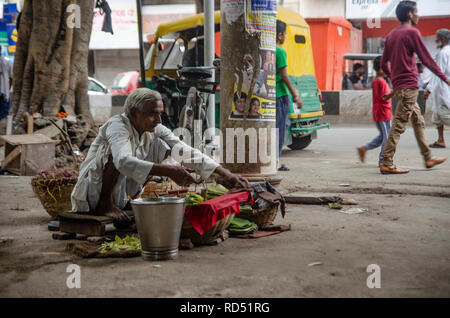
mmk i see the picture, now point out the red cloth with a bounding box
[381,25,447,90]
[184,191,253,235]
[372,78,392,121]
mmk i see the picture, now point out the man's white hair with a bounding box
[124,88,162,117]
[436,29,450,43]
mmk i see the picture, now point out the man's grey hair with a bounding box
[436,29,450,43]
[123,88,162,117]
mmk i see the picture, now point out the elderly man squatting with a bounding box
[70,88,249,226]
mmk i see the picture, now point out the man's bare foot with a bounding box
[96,203,132,229]
[357,146,367,163]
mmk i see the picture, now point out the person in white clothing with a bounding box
[424,29,450,148]
[71,88,249,227]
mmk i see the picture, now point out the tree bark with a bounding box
[220,1,277,176]
[9,0,94,134]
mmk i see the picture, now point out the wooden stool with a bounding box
[0,134,58,175]
[56,210,134,238]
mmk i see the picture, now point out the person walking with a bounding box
[276,20,302,171]
[357,57,392,166]
[379,0,450,174]
[424,28,450,149]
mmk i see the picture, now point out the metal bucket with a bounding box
[130,197,186,261]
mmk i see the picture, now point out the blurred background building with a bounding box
[1,0,448,90]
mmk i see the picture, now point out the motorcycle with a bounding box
[152,64,219,146]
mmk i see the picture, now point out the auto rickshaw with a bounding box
[143,7,329,150]
[342,53,384,90]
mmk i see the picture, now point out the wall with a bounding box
[322,90,434,126]
[361,17,450,39]
[91,3,196,88]
[142,0,193,4]
[141,4,196,36]
[280,0,345,18]
[92,49,140,88]
[350,27,362,53]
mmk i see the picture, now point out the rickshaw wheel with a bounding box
[288,134,312,150]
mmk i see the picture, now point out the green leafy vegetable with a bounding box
[228,217,258,235]
[239,205,253,213]
[206,184,229,200]
[99,235,141,253]
[328,202,342,209]
[185,192,204,207]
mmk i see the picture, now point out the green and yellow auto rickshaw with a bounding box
[143,7,329,150]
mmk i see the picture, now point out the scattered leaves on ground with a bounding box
[99,235,141,253]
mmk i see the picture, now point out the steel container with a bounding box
[130,197,186,261]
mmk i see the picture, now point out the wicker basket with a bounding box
[181,212,235,246]
[238,205,278,229]
[140,179,180,198]
[31,174,78,219]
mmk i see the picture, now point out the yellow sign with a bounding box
[11,28,17,43]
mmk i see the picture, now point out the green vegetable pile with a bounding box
[228,217,258,235]
[99,235,141,253]
[239,205,253,214]
[185,192,204,207]
[206,184,229,200]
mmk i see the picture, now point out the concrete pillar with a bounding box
[220,0,277,176]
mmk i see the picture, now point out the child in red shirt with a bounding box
[357,57,392,165]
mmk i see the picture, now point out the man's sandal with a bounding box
[379,164,409,174]
[429,142,446,148]
[425,157,447,169]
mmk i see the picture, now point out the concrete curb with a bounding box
[322,90,435,126]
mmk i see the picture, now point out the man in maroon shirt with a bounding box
[379,0,450,174]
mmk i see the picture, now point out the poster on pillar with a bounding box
[228,0,277,122]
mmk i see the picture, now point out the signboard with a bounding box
[89,0,138,50]
[250,0,276,13]
[90,2,196,50]
[7,24,16,53]
[346,0,450,20]
[0,2,18,56]
[141,5,195,37]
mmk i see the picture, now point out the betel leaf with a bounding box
[185,192,204,207]
[206,184,229,200]
[99,235,141,253]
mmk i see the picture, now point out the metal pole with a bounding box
[6,115,12,135]
[204,0,215,131]
[136,0,146,88]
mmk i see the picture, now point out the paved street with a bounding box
[0,125,449,298]
[279,125,450,194]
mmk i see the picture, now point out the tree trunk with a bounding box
[9,0,94,134]
[220,0,277,176]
